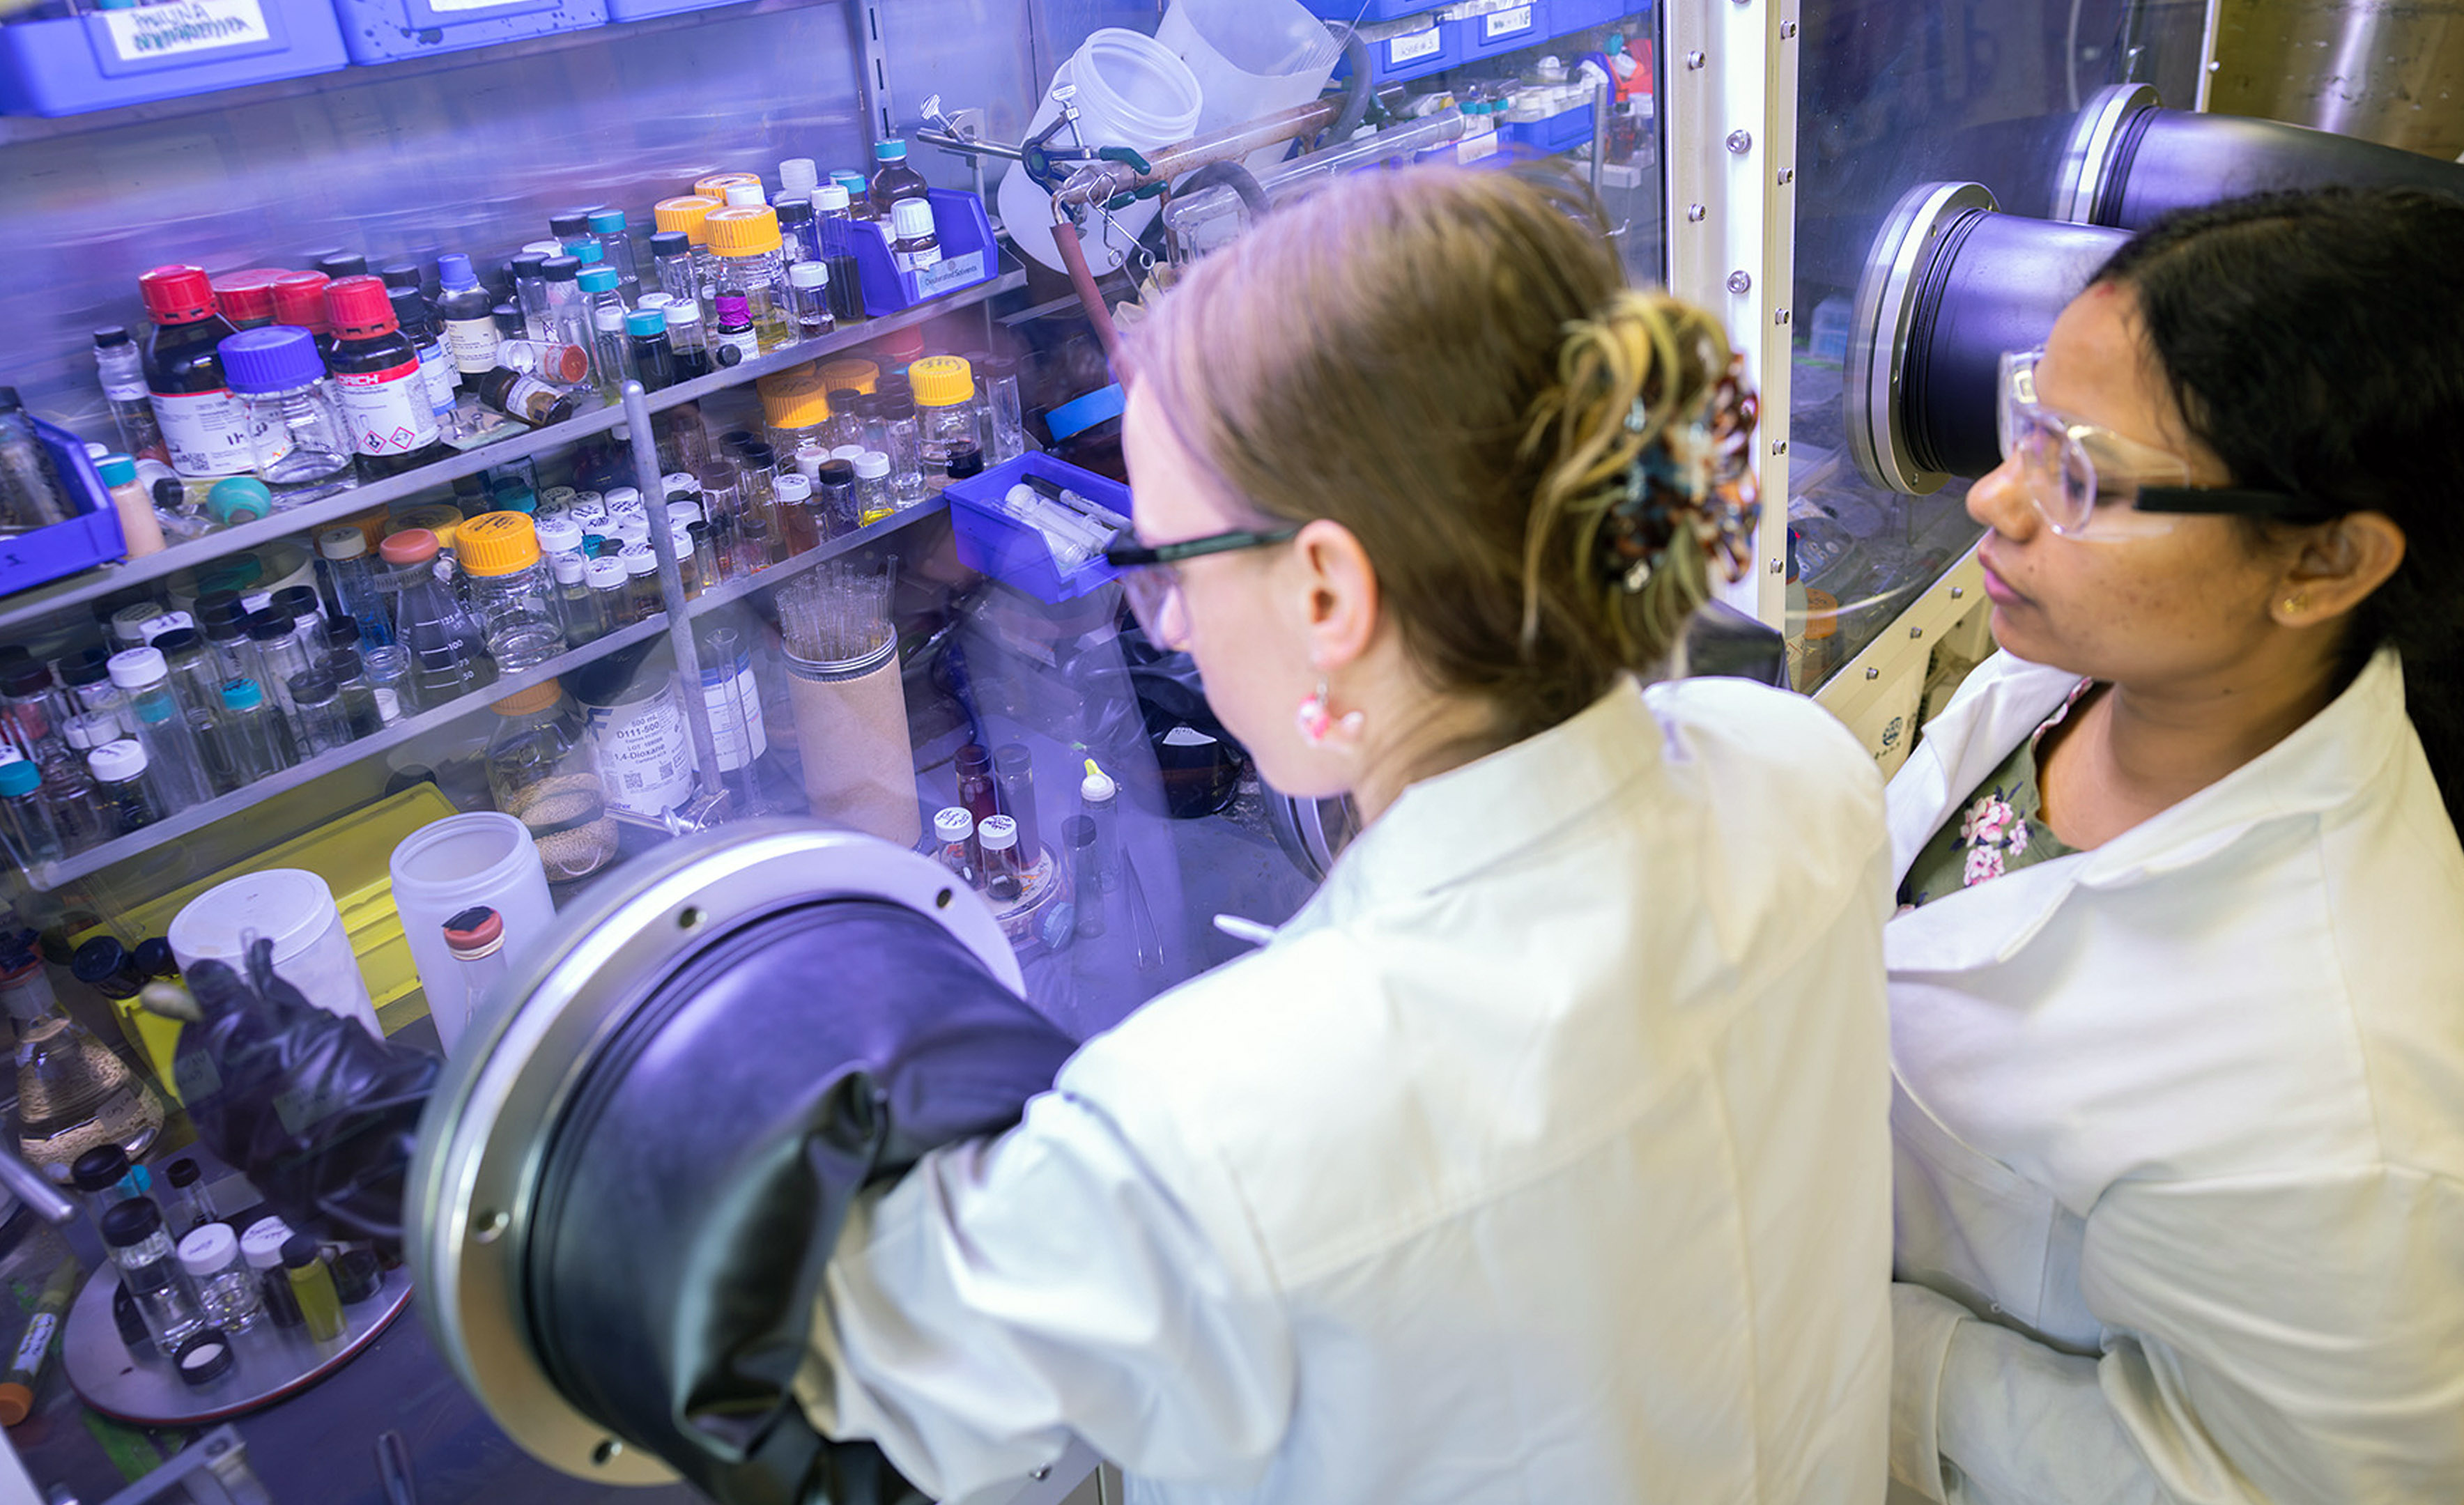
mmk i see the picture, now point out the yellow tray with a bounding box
[98,782,461,1091]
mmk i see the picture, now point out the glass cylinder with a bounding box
[994,741,1041,860]
[101,1199,207,1356]
[211,678,290,785]
[177,1222,263,1333]
[486,680,615,882]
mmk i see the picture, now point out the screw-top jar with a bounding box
[214,677,289,784]
[757,369,831,458]
[270,271,335,358]
[325,276,444,478]
[220,327,353,489]
[852,450,893,526]
[908,355,980,477]
[210,268,286,330]
[177,1221,263,1334]
[881,394,927,507]
[485,679,614,883]
[107,647,211,808]
[0,759,62,865]
[888,198,943,277]
[137,265,251,481]
[933,805,979,888]
[87,739,160,837]
[576,267,632,395]
[978,812,1022,902]
[455,512,563,672]
[100,1198,207,1355]
[786,259,832,340]
[868,137,931,221]
[704,206,794,352]
[240,1217,305,1329]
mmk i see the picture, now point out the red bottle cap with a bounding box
[378,527,440,566]
[138,265,216,325]
[270,270,332,332]
[323,275,399,339]
[211,267,291,325]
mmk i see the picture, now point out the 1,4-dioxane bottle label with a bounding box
[333,360,441,456]
[152,388,254,477]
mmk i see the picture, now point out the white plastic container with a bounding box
[1156,0,1341,175]
[388,812,555,1058]
[167,869,380,1038]
[999,29,1204,275]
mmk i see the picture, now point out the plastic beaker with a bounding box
[167,869,380,1037]
[387,812,555,1057]
[1155,0,1341,174]
[999,29,1204,275]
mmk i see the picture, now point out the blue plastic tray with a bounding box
[602,0,731,17]
[332,0,603,63]
[0,0,348,117]
[943,454,1125,605]
[0,421,128,599]
[838,189,1000,320]
[1461,0,1548,59]
[1332,15,1458,84]
[1504,101,1595,154]
[1298,0,1438,20]
[1552,0,1635,29]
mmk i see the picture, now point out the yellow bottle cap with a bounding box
[695,171,762,202]
[757,368,832,429]
[815,357,880,394]
[654,195,721,247]
[455,510,544,577]
[704,205,783,258]
[388,502,462,550]
[907,355,975,408]
[491,679,564,717]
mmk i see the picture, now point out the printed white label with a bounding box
[151,387,254,478]
[332,359,440,456]
[418,341,458,412]
[893,242,946,277]
[1484,4,1534,38]
[1390,28,1442,65]
[1458,131,1500,164]
[424,0,538,14]
[698,650,768,771]
[716,327,761,366]
[101,0,269,62]
[912,249,984,298]
[441,317,500,376]
[11,1311,57,1373]
[585,682,694,816]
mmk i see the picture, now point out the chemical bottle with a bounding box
[573,268,632,395]
[540,255,590,356]
[649,229,697,312]
[665,300,713,381]
[209,269,286,330]
[866,138,931,221]
[0,761,62,866]
[316,525,393,646]
[651,196,723,321]
[269,271,336,362]
[587,208,639,298]
[102,1201,208,1356]
[106,647,211,808]
[626,309,677,392]
[831,169,875,218]
[211,678,289,785]
[312,252,368,281]
[136,266,252,481]
[888,199,942,277]
[378,527,488,707]
[508,252,552,343]
[779,157,819,199]
[585,555,626,629]
[704,206,794,352]
[239,1219,304,1330]
[320,651,385,737]
[711,293,760,369]
[323,276,446,481]
[1079,757,1119,891]
[0,389,70,534]
[91,328,169,466]
[433,254,500,379]
[88,739,162,838]
[776,195,818,268]
[812,184,867,324]
[220,327,355,491]
[280,1235,344,1343]
[786,260,833,341]
[550,206,596,256]
[456,511,564,671]
[380,263,459,425]
[484,684,614,883]
[472,366,582,430]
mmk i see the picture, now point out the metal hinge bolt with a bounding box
[1727,269,1753,294]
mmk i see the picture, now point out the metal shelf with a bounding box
[0,267,1026,639]
[30,495,948,890]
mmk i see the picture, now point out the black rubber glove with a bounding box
[173,936,438,1257]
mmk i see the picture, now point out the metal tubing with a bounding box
[1052,98,1346,214]
[619,381,725,805]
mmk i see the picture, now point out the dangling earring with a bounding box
[1296,679,1363,746]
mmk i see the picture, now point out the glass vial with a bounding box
[100,1198,207,1356]
[176,1222,263,1334]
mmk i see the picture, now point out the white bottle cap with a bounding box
[613,515,651,547]
[105,646,167,691]
[637,292,674,310]
[774,473,811,503]
[891,198,936,240]
[934,807,973,843]
[830,444,867,463]
[176,1221,238,1278]
[778,158,820,196]
[724,182,767,208]
[622,546,659,577]
[604,486,643,515]
[978,814,1018,851]
[789,260,828,290]
[552,552,587,585]
[815,183,852,213]
[1081,758,1116,803]
[854,450,891,480]
[88,739,148,781]
[535,515,584,555]
[665,301,701,329]
[668,500,704,528]
[541,486,578,507]
[663,472,699,495]
[240,1217,293,1270]
[586,557,626,589]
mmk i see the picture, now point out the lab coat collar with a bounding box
[1284,677,1663,934]
[1888,647,2411,972]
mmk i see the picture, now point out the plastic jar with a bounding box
[704,206,793,353]
[909,356,980,476]
[455,511,563,672]
[167,867,380,1035]
[485,680,615,886]
[177,1221,263,1333]
[220,327,353,489]
[101,1198,207,1356]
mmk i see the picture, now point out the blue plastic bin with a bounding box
[1461,0,1549,59]
[1550,0,1633,28]
[943,454,1125,606]
[1332,16,1458,84]
[332,0,604,64]
[0,0,347,117]
[1298,0,1439,20]
[0,422,128,598]
[839,189,1000,320]
[1504,101,1595,154]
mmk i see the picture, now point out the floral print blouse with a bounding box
[1897,679,2095,909]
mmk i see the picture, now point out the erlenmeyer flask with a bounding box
[4,950,164,1173]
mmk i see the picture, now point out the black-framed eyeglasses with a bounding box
[1103,527,1300,646]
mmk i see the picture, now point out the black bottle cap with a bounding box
[166,1157,201,1189]
[196,592,246,626]
[98,1197,162,1249]
[776,196,813,225]
[548,208,596,240]
[57,654,107,688]
[816,458,854,486]
[280,1233,321,1269]
[508,252,548,279]
[0,388,22,415]
[720,429,755,452]
[174,1330,235,1386]
[742,441,776,467]
[245,610,292,644]
[93,325,133,349]
[332,1248,382,1304]
[492,304,525,337]
[132,937,179,979]
[0,645,25,665]
[286,672,337,704]
[541,255,582,284]
[714,344,741,368]
[71,1145,130,1193]
[152,626,200,657]
[378,262,423,291]
[314,253,368,280]
[323,617,361,651]
[321,649,362,681]
[271,585,321,623]
[648,230,688,258]
[1,662,50,697]
[70,934,130,985]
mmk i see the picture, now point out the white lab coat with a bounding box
[1883,647,2464,1504]
[800,676,1897,1504]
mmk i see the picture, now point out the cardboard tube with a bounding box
[786,638,921,846]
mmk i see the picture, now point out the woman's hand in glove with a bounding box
[170,936,439,1257]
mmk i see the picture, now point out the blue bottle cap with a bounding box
[208,476,275,525]
[577,267,619,294]
[873,139,908,162]
[220,678,264,712]
[587,209,627,235]
[624,308,666,339]
[830,170,869,195]
[573,242,606,265]
[0,759,40,797]
[97,454,136,487]
[218,326,327,395]
[437,253,479,291]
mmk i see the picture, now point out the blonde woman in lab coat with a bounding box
[1886,187,2464,1502]
[801,167,1898,1502]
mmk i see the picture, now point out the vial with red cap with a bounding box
[209,268,289,330]
[269,270,335,361]
[137,265,252,480]
[325,275,444,480]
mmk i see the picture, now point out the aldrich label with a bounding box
[151,388,253,477]
[332,360,440,456]
[101,0,269,61]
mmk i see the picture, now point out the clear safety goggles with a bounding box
[1996,349,2327,540]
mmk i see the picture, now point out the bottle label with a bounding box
[494,373,562,424]
[332,360,441,456]
[583,684,694,816]
[892,242,945,277]
[100,0,269,61]
[151,387,254,477]
[716,327,761,365]
[698,646,768,771]
[441,316,500,376]
[11,1309,56,1371]
[912,250,984,298]
[418,340,458,411]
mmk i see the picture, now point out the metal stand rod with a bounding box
[620,381,726,806]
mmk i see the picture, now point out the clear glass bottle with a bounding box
[285,671,351,755]
[321,651,385,739]
[0,759,62,866]
[932,806,978,889]
[360,645,412,725]
[978,812,1022,902]
[587,208,639,299]
[773,472,817,556]
[59,654,128,742]
[484,681,615,883]
[704,206,794,353]
[212,678,290,785]
[578,268,633,396]
[282,1235,344,1343]
[107,647,212,808]
[441,905,511,1046]
[622,546,662,624]
[786,259,833,341]
[852,451,893,525]
[455,511,564,672]
[91,326,170,466]
[663,299,712,383]
[908,356,980,477]
[244,608,316,725]
[240,1219,304,1331]
[552,553,600,644]
[101,1199,207,1356]
[5,950,162,1172]
[882,398,926,506]
[176,1222,263,1334]
[88,739,162,837]
[217,330,352,491]
[541,256,590,357]
[378,527,488,709]
[318,526,394,648]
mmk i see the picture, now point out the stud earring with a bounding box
[1296,679,1364,745]
[2284,592,2309,617]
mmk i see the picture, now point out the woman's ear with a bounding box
[1293,518,1379,672]
[2275,511,2406,626]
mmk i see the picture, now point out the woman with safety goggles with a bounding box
[1886,187,2464,1503]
